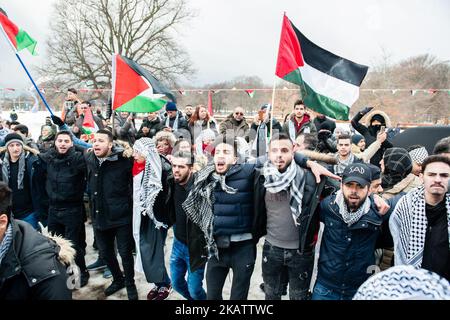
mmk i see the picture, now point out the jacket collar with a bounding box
[328,194,383,228]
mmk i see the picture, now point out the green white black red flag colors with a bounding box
[111,54,176,113]
[81,109,98,134]
[245,89,255,98]
[0,8,37,55]
[275,14,368,120]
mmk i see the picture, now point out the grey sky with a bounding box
[1,0,449,89]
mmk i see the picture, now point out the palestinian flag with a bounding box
[0,9,37,55]
[245,89,255,98]
[275,14,368,120]
[111,54,176,113]
[81,110,98,134]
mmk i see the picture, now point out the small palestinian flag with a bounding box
[81,110,98,134]
[178,89,186,95]
[275,14,368,120]
[245,89,255,98]
[111,54,176,113]
[0,9,37,55]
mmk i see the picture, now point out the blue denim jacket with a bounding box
[316,193,390,292]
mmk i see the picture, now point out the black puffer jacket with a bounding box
[137,117,164,139]
[39,147,86,208]
[85,147,133,230]
[0,219,72,300]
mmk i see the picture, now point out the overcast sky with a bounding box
[1,0,449,89]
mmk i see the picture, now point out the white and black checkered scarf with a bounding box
[335,189,371,226]
[133,138,166,229]
[263,161,306,225]
[389,186,450,267]
[182,164,237,259]
[0,224,12,266]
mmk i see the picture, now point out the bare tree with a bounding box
[38,0,195,90]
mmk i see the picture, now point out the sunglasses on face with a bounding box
[235,112,243,116]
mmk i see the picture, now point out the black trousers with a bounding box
[48,206,87,272]
[95,224,135,285]
[206,240,256,300]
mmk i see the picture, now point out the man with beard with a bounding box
[312,163,391,300]
[390,155,450,281]
[168,151,207,300]
[39,131,89,287]
[261,133,325,300]
[85,129,137,299]
[183,134,339,300]
[184,105,194,122]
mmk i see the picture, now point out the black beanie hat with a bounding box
[4,133,24,147]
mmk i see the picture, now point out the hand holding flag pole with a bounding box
[0,9,54,116]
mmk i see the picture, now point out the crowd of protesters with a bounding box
[0,87,449,300]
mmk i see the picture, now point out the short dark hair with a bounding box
[298,133,318,151]
[0,182,12,220]
[294,99,305,108]
[10,121,20,127]
[82,100,92,107]
[68,88,78,94]
[421,155,450,173]
[337,134,352,142]
[433,137,450,155]
[13,124,29,136]
[96,129,113,142]
[213,134,238,156]
[172,150,194,166]
[55,130,73,141]
[269,132,293,146]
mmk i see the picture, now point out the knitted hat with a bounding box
[4,133,24,147]
[409,147,429,165]
[165,101,177,112]
[382,147,412,189]
[351,134,365,145]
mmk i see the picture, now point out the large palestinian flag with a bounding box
[275,14,368,120]
[111,54,176,113]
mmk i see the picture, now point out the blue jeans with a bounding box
[170,237,206,300]
[20,212,39,230]
[311,281,356,300]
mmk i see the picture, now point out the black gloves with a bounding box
[51,115,65,126]
[359,106,374,115]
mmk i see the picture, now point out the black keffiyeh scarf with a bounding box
[182,164,237,259]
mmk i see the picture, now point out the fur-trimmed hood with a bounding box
[113,139,133,158]
[364,110,392,128]
[39,223,76,266]
[0,144,40,156]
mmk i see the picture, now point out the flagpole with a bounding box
[0,23,54,116]
[14,52,54,116]
[269,78,276,140]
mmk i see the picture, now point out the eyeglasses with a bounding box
[235,112,244,116]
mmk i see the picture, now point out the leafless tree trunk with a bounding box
[38,0,195,90]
